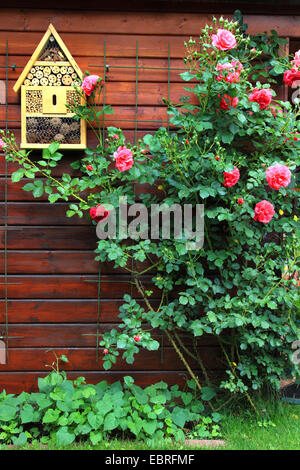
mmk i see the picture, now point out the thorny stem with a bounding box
[164,331,209,400]
[133,277,204,396]
[192,337,213,388]
[217,337,259,415]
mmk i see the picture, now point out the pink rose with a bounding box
[81,75,100,96]
[89,204,110,223]
[283,68,300,87]
[270,106,283,117]
[211,29,237,51]
[216,60,243,83]
[219,94,238,110]
[248,88,272,110]
[114,146,134,172]
[265,164,291,190]
[253,200,275,223]
[223,166,240,187]
[291,50,300,68]
[0,137,5,150]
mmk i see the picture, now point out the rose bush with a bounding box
[1,15,299,413]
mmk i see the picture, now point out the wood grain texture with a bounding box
[0,274,159,298]
[0,7,292,393]
[0,323,216,346]
[0,226,97,249]
[0,299,158,322]
[0,9,298,36]
[0,346,223,371]
[0,250,157,275]
[0,32,187,58]
[0,56,186,82]
[0,370,224,394]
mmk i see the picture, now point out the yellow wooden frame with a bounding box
[15,24,87,150]
[21,85,87,150]
[14,24,82,93]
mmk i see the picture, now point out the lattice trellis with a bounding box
[1,34,183,365]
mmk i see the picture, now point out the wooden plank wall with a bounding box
[0,8,293,393]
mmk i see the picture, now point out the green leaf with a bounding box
[22,183,35,191]
[180,71,196,82]
[90,430,103,445]
[20,404,40,424]
[143,420,158,435]
[42,408,60,424]
[0,403,17,421]
[49,193,61,203]
[221,132,234,144]
[12,432,27,447]
[87,412,104,430]
[103,412,117,431]
[32,184,44,198]
[48,142,60,154]
[56,426,75,446]
[171,407,189,428]
[11,169,25,183]
[201,387,216,401]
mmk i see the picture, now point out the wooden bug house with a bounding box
[13,24,87,149]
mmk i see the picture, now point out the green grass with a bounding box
[220,400,300,450]
[1,400,299,451]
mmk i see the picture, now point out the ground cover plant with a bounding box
[0,356,221,447]
[1,12,299,435]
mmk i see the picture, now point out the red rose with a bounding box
[265,164,291,190]
[283,68,300,87]
[249,88,272,110]
[103,349,109,354]
[253,200,275,223]
[81,75,100,96]
[284,133,300,147]
[89,204,110,223]
[112,134,119,140]
[223,166,240,187]
[237,198,244,204]
[86,164,94,171]
[211,29,237,51]
[219,94,238,110]
[113,146,134,172]
[215,155,220,160]
[134,335,141,342]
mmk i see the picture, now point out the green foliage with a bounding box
[0,368,216,447]
[1,15,299,411]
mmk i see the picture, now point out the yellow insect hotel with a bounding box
[14,24,87,149]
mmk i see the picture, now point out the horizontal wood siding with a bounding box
[0,7,290,393]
